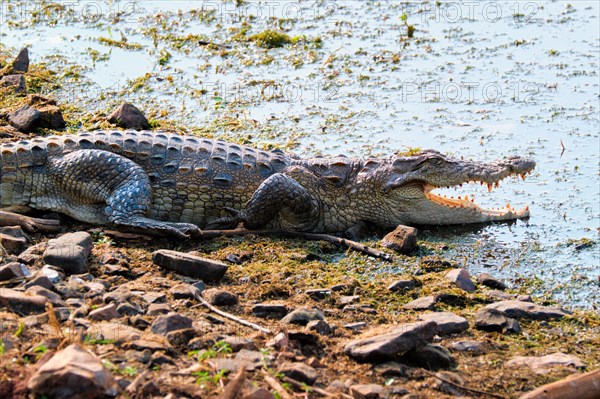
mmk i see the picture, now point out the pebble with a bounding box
[43,232,93,274]
[445,268,477,292]
[27,344,117,399]
[152,250,228,282]
[305,288,331,300]
[477,273,507,290]
[203,288,239,306]
[448,340,488,353]
[350,383,390,399]
[418,312,469,336]
[223,336,256,352]
[150,312,193,335]
[281,308,325,325]
[88,303,119,321]
[403,295,437,311]
[146,303,171,316]
[106,102,150,130]
[388,278,419,292]
[380,225,418,255]
[278,362,318,384]
[86,322,142,344]
[344,322,368,331]
[307,319,333,335]
[344,321,437,362]
[252,303,288,319]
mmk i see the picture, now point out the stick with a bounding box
[282,376,353,399]
[191,290,272,335]
[421,370,506,399]
[519,369,600,399]
[0,210,61,233]
[197,228,393,262]
[218,367,246,399]
[262,371,293,399]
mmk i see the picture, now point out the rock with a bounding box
[246,387,275,399]
[0,262,30,281]
[388,278,418,292]
[278,362,318,385]
[88,303,119,321]
[0,226,29,255]
[381,225,418,255]
[267,332,289,349]
[431,371,467,396]
[41,265,62,283]
[343,303,376,314]
[107,103,150,130]
[0,288,48,315]
[486,289,515,301]
[401,344,456,370]
[344,321,437,362]
[507,353,586,374]
[169,284,197,300]
[516,294,533,302]
[305,288,331,300]
[166,328,197,347]
[43,232,93,274]
[203,288,238,306]
[151,312,193,335]
[339,295,360,305]
[12,47,29,73]
[27,344,117,399]
[27,94,57,107]
[307,320,332,335]
[445,268,476,292]
[282,308,325,326]
[403,295,436,310]
[146,303,170,316]
[374,361,410,378]
[475,308,521,333]
[253,303,288,319]
[86,322,142,344]
[38,105,66,130]
[25,286,64,306]
[235,349,269,369]
[0,74,26,93]
[223,336,256,352]
[152,250,228,282]
[477,273,507,290]
[449,340,488,353]
[143,291,167,304]
[484,300,569,320]
[344,221,370,241]
[103,288,132,304]
[24,274,55,291]
[418,312,469,336]
[8,105,41,132]
[350,383,390,399]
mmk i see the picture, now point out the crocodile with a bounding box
[0,130,535,238]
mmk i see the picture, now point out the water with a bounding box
[1,0,598,308]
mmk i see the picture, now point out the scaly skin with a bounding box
[0,131,535,237]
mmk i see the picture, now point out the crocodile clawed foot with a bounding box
[205,208,244,230]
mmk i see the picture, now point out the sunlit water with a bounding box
[1,0,598,308]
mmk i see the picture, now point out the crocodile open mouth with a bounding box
[422,170,533,218]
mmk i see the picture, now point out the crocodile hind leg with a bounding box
[46,149,199,238]
[207,173,320,231]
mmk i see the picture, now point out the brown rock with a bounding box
[152,250,228,282]
[418,312,469,336]
[350,384,390,399]
[0,288,48,315]
[12,47,29,73]
[484,300,569,320]
[403,295,436,311]
[88,303,119,321]
[381,225,418,255]
[107,103,150,130]
[86,322,142,344]
[150,312,193,335]
[0,74,26,93]
[43,232,93,274]
[203,288,239,306]
[445,268,476,292]
[507,352,585,374]
[27,344,117,399]
[38,105,66,130]
[278,362,318,384]
[0,262,29,281]
[8,105,41,132]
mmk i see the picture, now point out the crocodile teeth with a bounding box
[487,183,493,192]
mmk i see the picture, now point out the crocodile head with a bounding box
[361,150,536,226]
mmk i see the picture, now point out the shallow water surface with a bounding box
[1,0,598,307]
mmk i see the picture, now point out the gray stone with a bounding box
[0,226,28,254]
[253,303,288,319]
[12,47,29,72]
[152,250,228,282]
[344,322,367,331]
[41,265,62,283]
[23,274,55,291]
[401,344,456,370]
[506,352,585,374]
[166,328,197,347]
[151,312,193,335]
[477,273,507,290]
[169,284,196,299]
[25,286,64,306]
[305,288,331,300]
[418,312,469,336]
[107,103,150,130]
[350,384,390,399]
[88,303,119,321]
[38,105,66,130]
[86,322,142,344]
[0,288,48,315]
[0,262,30,281]
[403,295,436,311]
[484,300,569,320]
[282,308,325,326]
[475,308,521,333]
[388,279,418,292]
[142,291,167,304]
[223,336,256,352]
[278,362,318,385]
[381,225,418,255]
[307,320,332,335]
[8,105,41,132]
[445,268,476,292]
[43,232,93,274]
[0,74,26,92]
[27,344,117,399]
[516,295,533,302]
[203,288,238,306]
[103,288,132,304]
[449,340,488,353]
[339,295,360,305]
[146,303,170,316]
[344,321,438,362]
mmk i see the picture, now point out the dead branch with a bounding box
[218,367,246,399]
[197,228,393,262]
[191,289,272,335]
[261,371,293,399]
[519,369,600,399]
[0,210,61,234]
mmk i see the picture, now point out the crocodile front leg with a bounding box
[207,173,320,231]
[47,149,199,238]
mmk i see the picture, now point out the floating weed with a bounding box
[98,37,143,50]
[249,30,292,48]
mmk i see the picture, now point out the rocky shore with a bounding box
[0,49,599,399]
